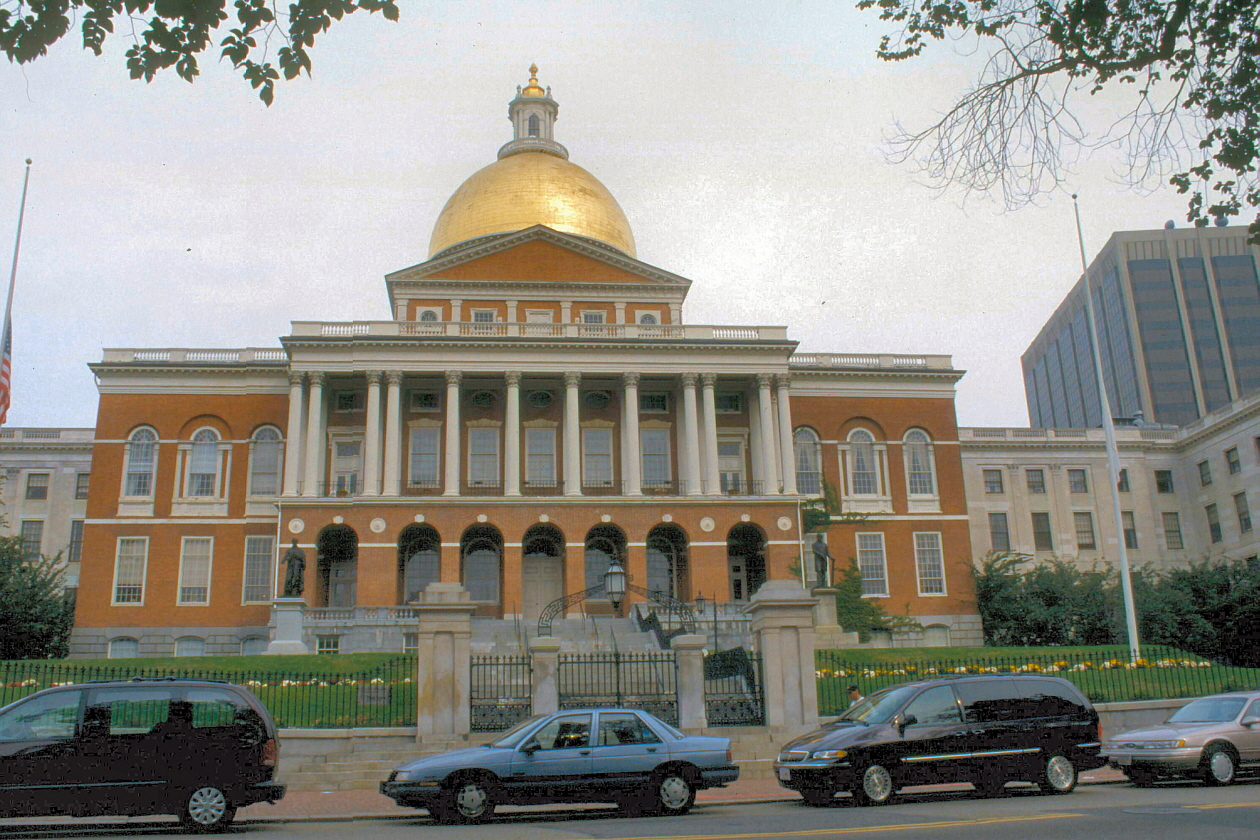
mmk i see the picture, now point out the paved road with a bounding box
[3,779,1260,839]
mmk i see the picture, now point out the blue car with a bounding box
[380,708,739,823]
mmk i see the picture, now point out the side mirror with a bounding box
[521,739,542,755]
[1241,716,1260,728]
[898,714,917,734]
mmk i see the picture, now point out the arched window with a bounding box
[418,310,439,322]
[124,428,158,497]
[187,429,220,497]
[108,637,139,659]
[249,427,283,496]
[848,429,878,495]
[793,427,822,495]
[903,429,936,496]
[174,636,205,657]
[638,312,658,325]
[528,114,540,137]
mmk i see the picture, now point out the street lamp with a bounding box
[604,559,627,612]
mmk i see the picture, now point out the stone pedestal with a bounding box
[265,598,310,655]
[672,634,708,730]
[414,583,477,737]
[528,636,563,715]
[746,580,820,728]
[809,586,861,649]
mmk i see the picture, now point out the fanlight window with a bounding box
[848,430,878,495]
[124,428,158,497]
[187,429,220,497]
[904,429,936,496]
[249,427,283,496]
[793,427,822,495]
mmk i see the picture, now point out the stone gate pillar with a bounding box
[414,583,477,737]
[746,580,820,728]
[528,636,563,714]
[672,635,708,730]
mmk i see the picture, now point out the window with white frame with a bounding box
[75,472,90,500]
[468,427,500,486]
[113,537,148,604]
[1074,511,1096,550]
[988,512,1010,551]
[640,392,669,413]
[856,532,888,596]
[186,429,220,497]
[847,429,880,495]
[333,440,361,495]
[914,532,946,595]
[1025,468,1046,494]
[983,469,1004,493]
[1162,511,1184,549]
[248,427,283,496]
[718,437,746,493]
[641,429,672,487]
[793,427,822,495]
[178,537,213,605]
[638,312,659,325]
[175,636,205,657]
[715,392,742,413]
[525,428,557,486]
[25,473,49,500]
[316,635,340,654]
[581,310,606,324]
[525,309,554,323]
[903,430,937,496]
[242,536,274,603]
[108,637,139,659]
[408,427,441,488]
[582,427,614,486]
[124,428,158,497]
[471,309,496,323]
[1068,468,1089,493]
[417,309,439,322]
[19,521,43,561]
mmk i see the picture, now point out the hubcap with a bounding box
[455,783,488,817]
[863,765,892,801]
[188,787,227,825]
[1210,752,1234,782]
[659,775,690,810]
[1046,756,1074,790]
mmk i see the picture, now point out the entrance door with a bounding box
[729,557,748,602]
[523,553,563,622]
[329,561,356,607]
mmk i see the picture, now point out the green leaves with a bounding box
[0,539,75,660]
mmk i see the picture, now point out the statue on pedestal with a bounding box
[811,533,833,588]
[282,540,306,598]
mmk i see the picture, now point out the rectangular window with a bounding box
[641,429,672,487]
[718,439,746,493]
[402,633,419,655]
[468,427,500,486]
[856,532,888,597]
[24,473,49,500]
[188,440,218,497]
[1236,492,1253,534]
[1226,447,1241,475]
[1032,512,1054,552]
[1117,469,1130,492]
[640,392,669,413]
[715,393,742,413]
[982,469,1004,493]
[75,472,91,500]
[525,428,557,486]
[1122,511,1138,549]
[178,537,213,605]
[113,537,148,604]
[471,309,496,323]
[582,428,614,487]
[988,512,1010,552]
[19,520,43,561]
[242,536,274,603]
[1162,512,1184,549]
[1198,460,1213,487]
[1068,469,1089,493]
[1206,503,1223,543]
[334,391,363,412]
[1074,511,1096,550]
[581,310,606,324]
[410,391,439,411]
[316,635,340,654]
[126,438,156,497]
[914,532,946,595]
[408,427,440,487]
[1026,468,1046,494]
[1155,469,1175,493]
[68,520,84,563]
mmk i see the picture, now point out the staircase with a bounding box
[470,616,661,655]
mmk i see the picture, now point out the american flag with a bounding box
[0,315,10,426]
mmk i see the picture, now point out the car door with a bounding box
[0,689,84,817]
[587,711,666,795]
[893,685,969,785]
[508,712,594,800]
[955,679,1024,776]
[1235,699,1260,764]
[79,686,176,814]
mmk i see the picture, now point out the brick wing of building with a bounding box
[71,68,980,658]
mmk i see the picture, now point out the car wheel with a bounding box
[1202,744,1237,786]
[179,786,236,833]
[440,777,497,824]
[852,764,895,806]
[800,788,834,806]
[651,768,696,816]
[1126,767,1158,788]
[973,773,1007,797]
[1038,754,1078,794]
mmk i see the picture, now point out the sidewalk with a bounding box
[234,766,1128,823]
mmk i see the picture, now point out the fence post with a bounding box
[746,580,820,728]
[414,583,477,738]
[528,636,563,714]
[672,635,708,730]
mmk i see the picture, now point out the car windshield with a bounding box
[488,714,547,748]
[834,685,919,725]
[1168,697,1246,723]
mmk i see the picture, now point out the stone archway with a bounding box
[460,524,503,615]
[645,523,689,599]
[521,523,565,623]
[726,523,767,602]
[316,524,358,608]
[397,524,441,604]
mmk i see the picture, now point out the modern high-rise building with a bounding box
[1023,225,1260,428]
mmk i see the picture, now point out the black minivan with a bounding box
[775,675,1105,805]
[0,678,284,831]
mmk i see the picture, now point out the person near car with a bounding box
[848,685,864,706]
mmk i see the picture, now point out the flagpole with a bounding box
[1072,193,1141,662]
[2,159,32,428]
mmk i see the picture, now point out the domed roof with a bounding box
[427,68,636,259]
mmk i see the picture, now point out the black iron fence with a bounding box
[558,652,679,725]
[704,648,765,726]
[817,644,1260,715]
[0,657,417,729]
[470,655,533,732]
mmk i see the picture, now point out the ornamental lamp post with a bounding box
[604,559,627,613]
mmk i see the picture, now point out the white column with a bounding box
[622,372,641,496]
[701,373,720,494]
[776,374,797,495]
[561,301,573,323]
[381,371,402,496]
[449,299,463,322]
[757,374,780,495]
[443,370,462,496]
[282,372,305,496]
[615,302,627,324]
[504,371,522,496]
[681,373,703,495]
[748,383,765,493]
[302,372,325,496]
[564,371,582,496]
[506,300,518,323]
[362,371,383,496]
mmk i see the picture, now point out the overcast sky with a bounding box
[2,1,1196,430]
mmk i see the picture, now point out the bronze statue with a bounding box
[812,534,833,587]
[282,540,306,598]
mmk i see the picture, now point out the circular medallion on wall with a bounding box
[370,518,387,534]
[470,390,497,408]
[527,390,554,408]
[414,514,426,523]
[477,514,488,523]
[699,517,715,532]
[583,390,611,409]
[777,516,793,532]
[661,514,673,522]
[333,515,345,525]
[740,513,751,522]
[287,518,305,535]
[539,514,550,522]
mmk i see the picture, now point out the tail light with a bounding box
[262,738,278,767]
[726,748,733,763]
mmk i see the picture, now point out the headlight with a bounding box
[1146,740,1186,749]
[392,770,414,782]
[810,749,847,760]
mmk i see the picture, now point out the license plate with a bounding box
[778,768,791,781]
[1114,756,1131,766]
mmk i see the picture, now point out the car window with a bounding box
[87,688,174,736]
[530,714,592,750]
[491,714,547,748]
[0,691,80,741]
[956,679,1018,723]
[1245,700,1260,720]
[840,685,921,724]
[187,688,265,739]
[1015,679,1089,718]
[1168,697,1247,723]
[904,686,962,725]
[598,712,662,746]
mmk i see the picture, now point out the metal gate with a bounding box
[703,648,766,726]
[470,655,533,732]
[558,651,678,725]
